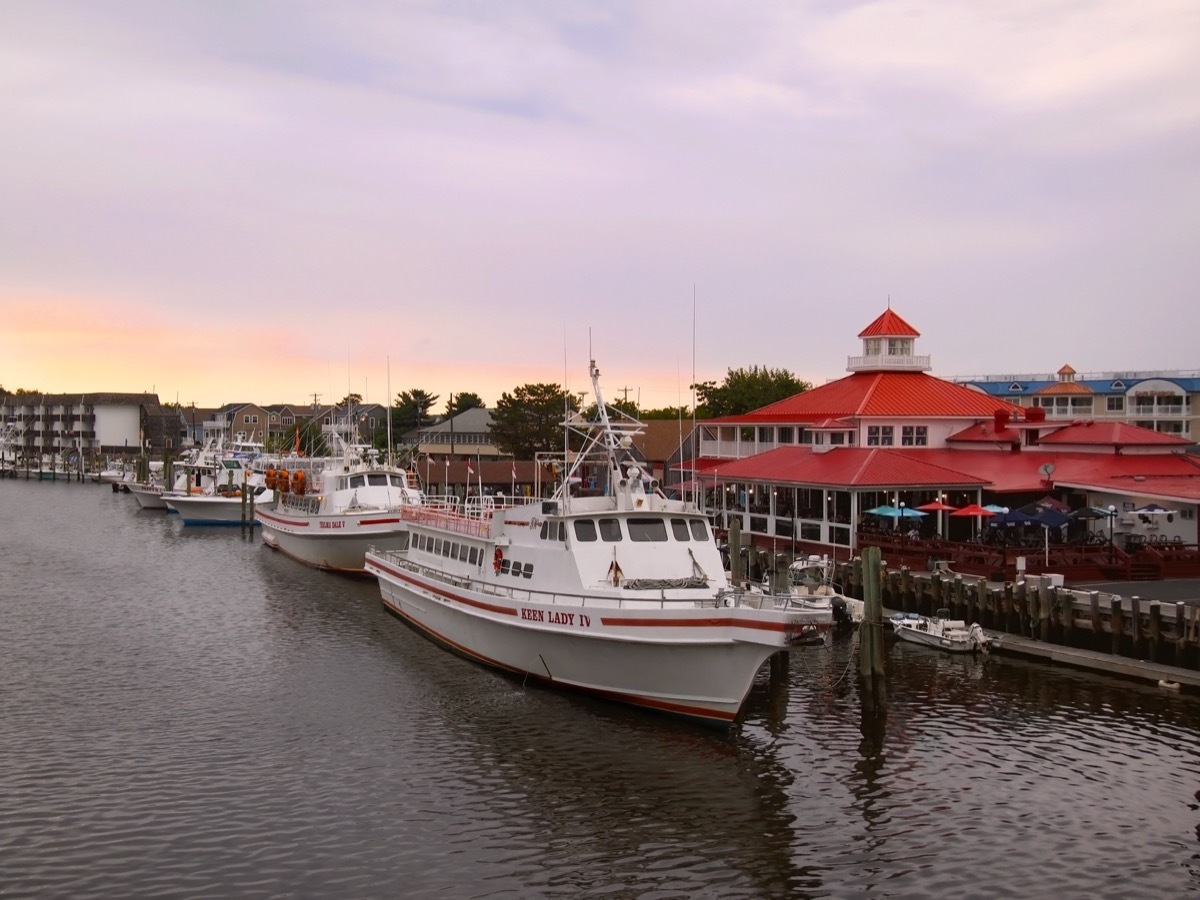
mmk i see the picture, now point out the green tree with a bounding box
[639,406,693,420]
[446,392,485,416]
[336,392,363,408]
[691,366,810,418]
[491,384,577,458]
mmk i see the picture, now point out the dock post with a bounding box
[1176,602,1187,667]
[931,571,942,612]
[1038,578,1051,643]
[1013,581,1024,636]
[859,546,886,716]
[1017,580,1027,638]
[1110,597,1123,657]
[1148,601,1161,663]
[1130,596,1142,656]
[953,575,964,620]
[248,484,255,536]
[900,567,911,612]
[1090,592,1102,651]
[1059,588,1072,648]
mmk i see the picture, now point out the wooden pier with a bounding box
[825,556,1200,688]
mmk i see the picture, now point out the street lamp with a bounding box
[899,501,906,551]
[1108,504,1117,563]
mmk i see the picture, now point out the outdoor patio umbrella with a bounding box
[1135,503,1176,515]
[895,508,928,519]
[864,505,900,516]
[992,508,1037,525]
[916,500,958,512]
[949,503,995,517]
[1069,506,1110,520]
[983,504,1009,513]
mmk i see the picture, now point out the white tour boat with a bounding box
[255,439,425,574]
[890,608,999,653]
[364,360,833,727]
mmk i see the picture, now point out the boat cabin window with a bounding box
[540,521,567,542]
[689,520,709,541]
[670,518,691,541]
[349,474,366,488]
[442,541,452,557]
[598,518,623,542]
[574,520,598,542]
[469,547,479,565]
[628,518,668,542]
[367,473,388,486]
[390,474,407,487]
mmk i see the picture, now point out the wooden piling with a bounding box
[859,546,886,715]
[1060,588,1073,648]
[1038,578,1051,643]
[1110,597,1123,656]
[1090,592,1101,644]
[1130,596,1142,656]
[1148,601,1161,664]
[1014,581,1026,636]
[1176,602,1187,667]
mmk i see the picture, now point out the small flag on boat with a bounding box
[511,462,516,480]
[445,457,450,468]
[467,462,474,476]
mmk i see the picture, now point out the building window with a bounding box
[270,413,279,423]
[887,339,912,356]
[830,432,846,445]
[901,426,927,446]
[864,338,881,356]
[866,425,894,446]
[1070,398,1092,413]
[243,414,250,424]
[1107,397,1124,412]
[283,416,294,426]
[777,427,794,444]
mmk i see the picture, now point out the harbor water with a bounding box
[3,479,1200,898]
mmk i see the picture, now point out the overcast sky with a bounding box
[2,1,1197,411]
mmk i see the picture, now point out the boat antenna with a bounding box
[386,356,393,464]
[691,284,698,511]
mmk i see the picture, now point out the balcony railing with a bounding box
[847,354,931,372]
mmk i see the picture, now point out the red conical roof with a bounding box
[858,308,920,338]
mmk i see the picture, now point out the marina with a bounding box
[4,477,1200,897]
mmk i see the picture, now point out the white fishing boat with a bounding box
[164,479,273,525]
[761,554,863,634]
[255,439,425,573]
[364,360,833,727]
[890,608,998,653]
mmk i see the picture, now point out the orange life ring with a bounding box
[493,548,503,573]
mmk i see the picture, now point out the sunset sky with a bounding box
[2,2,1197,412]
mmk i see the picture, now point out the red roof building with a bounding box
[682,308,1200,552]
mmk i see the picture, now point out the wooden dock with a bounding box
[817,556,1200,689]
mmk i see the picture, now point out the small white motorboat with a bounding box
[890,608,999,653]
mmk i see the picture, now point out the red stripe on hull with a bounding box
[378,595,736,726]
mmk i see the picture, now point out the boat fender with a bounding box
[493,548,503,574]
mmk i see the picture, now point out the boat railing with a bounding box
[401,500,496,538]
[369,549,778,610]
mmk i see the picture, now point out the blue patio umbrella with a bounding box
[864,505,899,516]
[992,508,1037,525]
[1135,503,1176,515]
[1031,507,1071,529]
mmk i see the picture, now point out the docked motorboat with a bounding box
[255,439,424,573]
[364,360,833,728]
[890,608,998,653]
[763,554,864,635]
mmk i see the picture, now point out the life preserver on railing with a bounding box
[493,548,503,573]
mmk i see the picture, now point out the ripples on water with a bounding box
[3,481,1200,898]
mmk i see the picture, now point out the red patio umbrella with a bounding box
[916,500,958,512]
[949,503,995,517]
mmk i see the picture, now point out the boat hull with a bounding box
[257,507,409,574]
[128,485,168,510]
[165,492,272,525]
[367,553,821,726]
